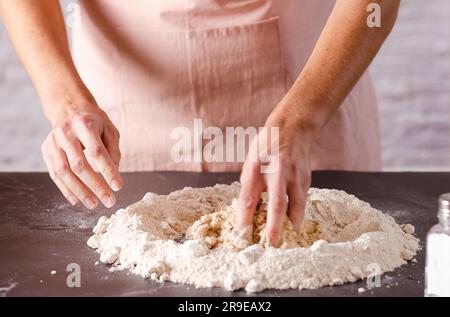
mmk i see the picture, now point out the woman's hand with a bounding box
[41,102,122,209]
[0,0,122,209]
[236,0,400,246]
[236,104,313,247]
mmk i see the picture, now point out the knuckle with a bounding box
[238,195,257,211]
[299,171,311,192]
[70,159,85,174]
[266,227,280,240]
[57,122,72,136]
[75,113,90,124]
[89,145,104,158]
[303,169,311,180]
[302,183,310,193]
[279,155,290,169]
[99,190,111,199]
[289,193,306,206]
[75,113,96,130]
[93,180,108,193]
[101,165,116,177]
[55,163,69,177]
[271,197,287,213]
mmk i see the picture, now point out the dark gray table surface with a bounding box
[0,171,448,297]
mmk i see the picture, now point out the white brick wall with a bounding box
[0,0,449,171]
[371,0,450,170]
[0,13,50,170]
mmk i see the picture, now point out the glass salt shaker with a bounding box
[425,193,450,297]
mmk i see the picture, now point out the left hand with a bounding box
[236,104,314,247]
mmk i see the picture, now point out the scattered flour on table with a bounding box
[87,182,419,292]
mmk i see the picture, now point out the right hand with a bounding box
[41,105,122,209]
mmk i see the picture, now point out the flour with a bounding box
[87,182,420,292]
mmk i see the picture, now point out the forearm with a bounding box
[275,0,400,135]
[0,0,94,124]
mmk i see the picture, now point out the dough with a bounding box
[186,194,323,249]
[87,182,419,292]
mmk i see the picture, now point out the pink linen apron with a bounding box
[71,0,382,172]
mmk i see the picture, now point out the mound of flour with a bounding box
[87,182,419,292]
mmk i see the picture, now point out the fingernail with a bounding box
[111,179,122,191]
[68,196,77,206]
[84,197,97,209]
[102,194,116,208]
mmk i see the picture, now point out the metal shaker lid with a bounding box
[438,193,450,216]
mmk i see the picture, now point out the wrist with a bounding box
[266,101,320,147]
[41,87,99,126]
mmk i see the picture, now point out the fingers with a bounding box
[41,111,123,210]
[75,118,123,192]
[48,136,99,209]
[42,141,78,206]
[236,161,264,232]
[266,171,288,247]
[287,182,306,232]
[53,177,79,206]
[54,128,116,208]
[287,169,311,231]
[103,126,121,167]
